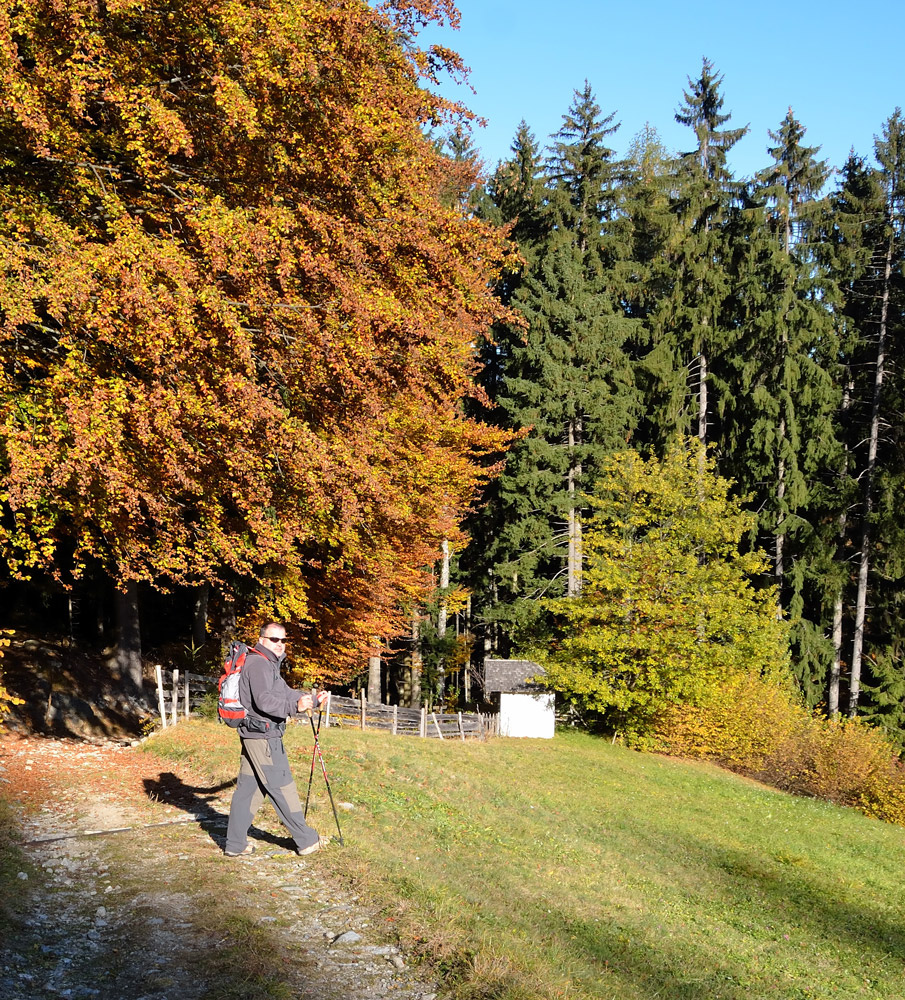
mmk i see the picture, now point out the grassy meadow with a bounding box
[145,721,905,1000]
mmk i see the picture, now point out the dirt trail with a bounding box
[0,734,439,1000]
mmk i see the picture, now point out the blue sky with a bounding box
[420,0,905,183]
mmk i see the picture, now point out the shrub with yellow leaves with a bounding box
[652,670,905,828]
[534,441,789,738]
[652,671,805,771]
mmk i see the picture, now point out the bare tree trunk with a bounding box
[437,539,450,701]
[410,612,422,708]
[775,324,789,607]
[850,521,873,718]
[829,379,853,719]
[775,439,786,597]
[464,594,472,703]
[437,539,450,637]
[192,583,209,647]
[491,576,499,655]
[849,234,892,717]
[567,417,583,597]
[210,587,237,660]
[95,579,108,641]
[829,592,844,718]
[775,216,791,602]
[367,636,381,704]
[115,579,143,695]
[698,351,708,445]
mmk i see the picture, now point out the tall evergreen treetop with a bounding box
[875,107,905,229]
[619,124,675,345]
[546,81,621,252]
[639,58,747,448]
[675,57,748,180]
[479,85,640,628]
[487,121,547,272]
[438,122,494,218]
[722,110,839,701]
[626,123,672,184]
[758,108,830,251]
[473,122,547,413]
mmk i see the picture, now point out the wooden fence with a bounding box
[323,692,498,739]
[150,667,498,739]
[151,666,215,728]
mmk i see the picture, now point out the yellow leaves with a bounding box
[443,584,471,616]
[0,630,22,732]
[653,673,905,830]
[211,72,262,140]
[537,440,789,732]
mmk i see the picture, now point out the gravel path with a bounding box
[0,734,439,1000]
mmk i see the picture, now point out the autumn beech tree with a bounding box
[0,0,514,684]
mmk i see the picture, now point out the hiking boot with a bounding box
[224,844,256,857]
[297,835,330,856]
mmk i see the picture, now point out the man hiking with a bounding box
[224,623,329,857]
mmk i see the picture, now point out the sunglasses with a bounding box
[263,635,288,643]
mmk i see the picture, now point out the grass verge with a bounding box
[144,721,905,1000]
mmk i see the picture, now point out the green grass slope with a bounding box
[146,722,905,1000]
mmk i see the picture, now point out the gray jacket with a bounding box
[236,642,304,739]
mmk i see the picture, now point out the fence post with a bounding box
[432,712,444,739]
[155,664,167,729]
[457,711,465,741]
[184,674,190,718]
[171,669,179,726]
[392,704,398,736]
[360,689,366,731]
[420,706,426,738]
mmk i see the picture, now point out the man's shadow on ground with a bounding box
[142,772,297,852]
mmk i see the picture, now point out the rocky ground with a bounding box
[0,733,440,1000]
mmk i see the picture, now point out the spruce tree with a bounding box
[821,114,905,721]
[620,125,680,451]
[459,122,547,658]
[486,121,548,251]
[721,110,839,700]
[480,85,640,645]
[819,152,883,716]
[644,58,748,448]
[438,122,494,218]
[474,122,548,410]
[847,111,905,718]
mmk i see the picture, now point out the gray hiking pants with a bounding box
[225,735,320,854]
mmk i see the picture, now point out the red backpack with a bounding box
[217,641,249,727]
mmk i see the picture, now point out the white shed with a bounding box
[484,659,554,739]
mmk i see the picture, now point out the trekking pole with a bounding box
[303,690,323,818]
[306,692,345,845]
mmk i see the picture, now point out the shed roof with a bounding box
[484,658,546,693]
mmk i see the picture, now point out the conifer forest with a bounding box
[461,62,905,741]
[0,4,903,745]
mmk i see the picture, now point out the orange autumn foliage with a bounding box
[0,0,515,678]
